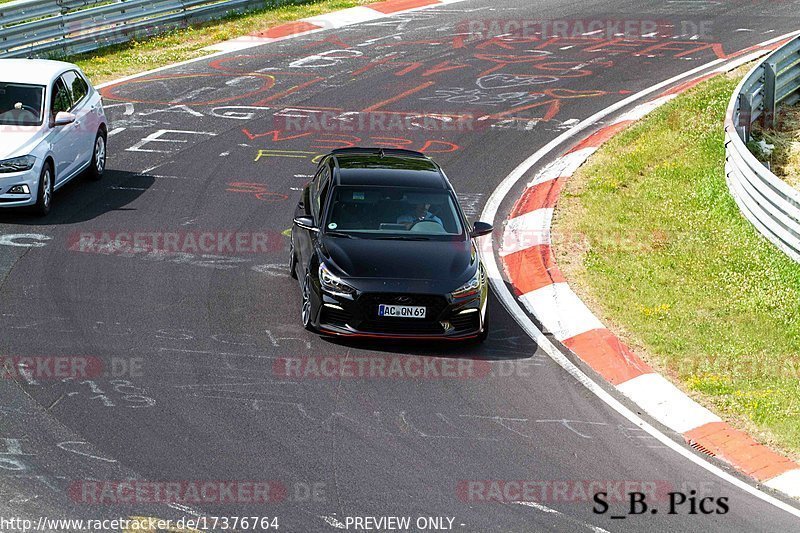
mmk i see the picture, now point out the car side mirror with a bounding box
[293,216,318,232]
[53,111,76,127]
[470,221,493,238]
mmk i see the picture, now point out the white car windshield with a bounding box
[325,186,464,238]
[0,82,45,126]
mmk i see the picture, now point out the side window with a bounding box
[318,172,332,219]
[312,166,331,221]
[51,78,72,116]
[61,71,89,106]
[309,165,323,204]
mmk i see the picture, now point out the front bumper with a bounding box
[313,282,488,340]
[0,167,39,208]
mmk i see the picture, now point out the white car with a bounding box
[0,59,107,216]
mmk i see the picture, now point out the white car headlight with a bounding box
[452,267,485,298]
[319,262,356,297]
[0,155,36,173]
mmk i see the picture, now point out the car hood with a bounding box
[322,236,476,283]
[0,125,45,159]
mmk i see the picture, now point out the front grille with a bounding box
[359,293,448,318]
[359,319,445,335]
[321,306,351,327]
[357,293,449,335]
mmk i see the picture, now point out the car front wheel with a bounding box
[301,271,316,332]
[33,163,53,217]
[87,129,106,180]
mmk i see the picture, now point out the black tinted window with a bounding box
[326,186,464,236]
[62,71,89,104]
[51,79,71,115]
[313,167,331,220]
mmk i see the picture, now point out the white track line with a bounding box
[513,502,611,532]
[480,30,800,519]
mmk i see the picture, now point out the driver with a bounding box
[397,203,443,228]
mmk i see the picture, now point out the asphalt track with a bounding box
[1,0,800,531]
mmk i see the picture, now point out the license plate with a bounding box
[378,304,426,319]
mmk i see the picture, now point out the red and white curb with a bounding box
[498,43,800,500]
[206,0,467,52]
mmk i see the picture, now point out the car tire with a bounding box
[32,163,53,217]
[300,270,316,332]
[87,129,107,181]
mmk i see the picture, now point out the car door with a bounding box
[294,160,330,271]
[61,70,94,168]
[48,76,79,184]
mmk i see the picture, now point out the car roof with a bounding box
[330,149,447,189]
[0,59,77,85]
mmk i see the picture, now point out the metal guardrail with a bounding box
[0,0,278,58]
[726,36,800,263]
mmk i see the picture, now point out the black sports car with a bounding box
[290,147,493,341]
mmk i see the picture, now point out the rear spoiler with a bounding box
[329,147,428,159]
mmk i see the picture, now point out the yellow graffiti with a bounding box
[254,149,318,162]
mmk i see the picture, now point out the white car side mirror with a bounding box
[53,111,76,127]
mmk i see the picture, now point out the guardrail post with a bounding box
[763,61,777,130]
[738,92,753,142]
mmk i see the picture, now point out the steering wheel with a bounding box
[409,219,446,233]
[19,104,38,115]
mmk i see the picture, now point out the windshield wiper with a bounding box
[324,231,357,239]
[375,235,432,241]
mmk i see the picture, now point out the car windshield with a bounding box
[0,83,45,126]
[325,186,465,238]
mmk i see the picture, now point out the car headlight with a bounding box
[0,155,36,173]
[319,262,356,297]
[451,267,485,298]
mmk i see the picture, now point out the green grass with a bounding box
[553,71,800,459]
[54,0,375,84]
